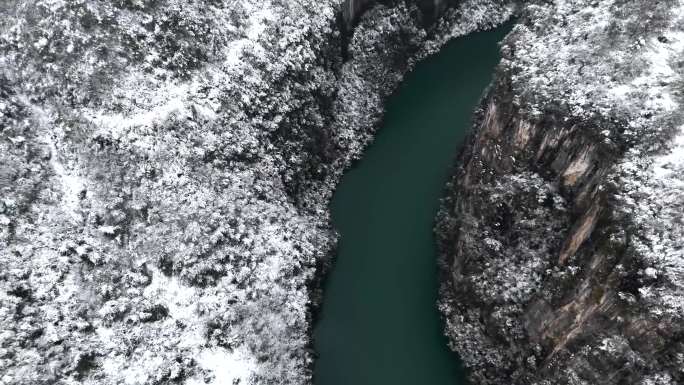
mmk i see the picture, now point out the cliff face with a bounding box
[437,1,684,384]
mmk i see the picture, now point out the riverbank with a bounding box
[4,1,682,384]
[312,23,511,385]
[437,1,684,384]
[0,1,514,384]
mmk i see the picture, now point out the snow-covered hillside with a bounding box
[437,1,684,384]
[0,1,513,384]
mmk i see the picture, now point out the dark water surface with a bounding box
[313,25,510,385]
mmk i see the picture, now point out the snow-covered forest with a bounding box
[4,0,682,384]
[437,1,684,384]
[0,0,513,384]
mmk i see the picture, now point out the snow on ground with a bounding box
[653,128,684,182]
[0,1,340,384]
[618,121,684,317]
[437,1,684,383]
[46,137,86,222]
[612,2,684,318]
[505,0,684,123]
[143,267,197,321]
[0,1,519,384]
[505,0,684,320]
[607,14,684,114]
[23,99,87,222]
[188,347,257,385]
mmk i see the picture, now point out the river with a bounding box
[313,24,510,385]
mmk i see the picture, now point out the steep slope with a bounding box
[437,1,684,384]
[0,1,513,384]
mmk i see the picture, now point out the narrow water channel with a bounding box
[313,25,510,385]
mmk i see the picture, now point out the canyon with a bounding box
[0,1,682,385]
[312,23,510,385]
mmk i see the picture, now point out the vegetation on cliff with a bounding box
[437,1,684,384]
[0,0,513,384]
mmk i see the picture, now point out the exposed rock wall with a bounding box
[437,1,684,384]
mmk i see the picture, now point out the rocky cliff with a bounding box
[437,1,684,384]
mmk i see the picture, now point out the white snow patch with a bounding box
[25,100,86,222]
[98,225,119,235]
[96,327,117,350]
[89,82,190,140]
[644,267,659,279]
[652,125,684,183]
[245,8,274,41]
[124,354,164,385]
[608,22,684,112]
[143,267,198,320]
[46,140,85,222]
[188,347,256,385]
[618,121,684,316]
[223,3,275,68]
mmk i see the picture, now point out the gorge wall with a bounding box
[437,1,684,384]
[4,0,681,384]
[0,1,513,384]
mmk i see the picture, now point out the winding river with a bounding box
[313,25,510,385]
